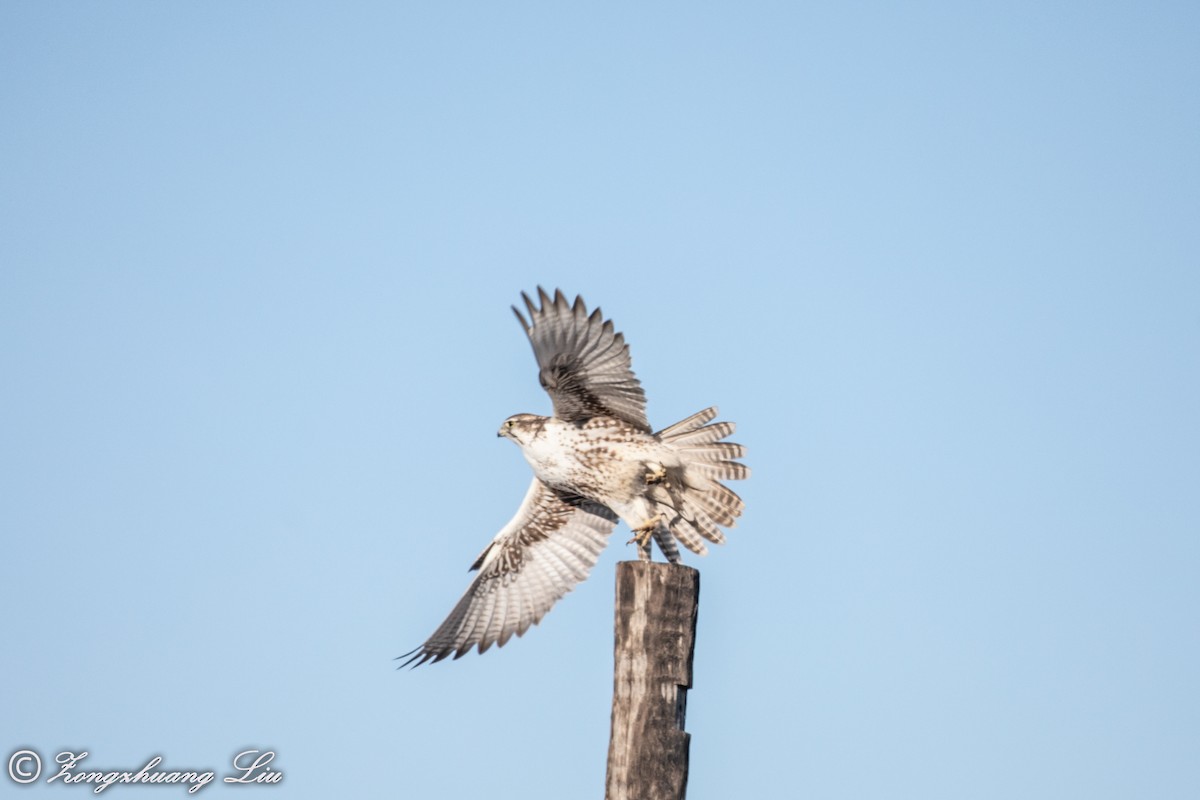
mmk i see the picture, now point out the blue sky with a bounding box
[2,3,1198,798]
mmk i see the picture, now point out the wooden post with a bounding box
[605,561,700,800]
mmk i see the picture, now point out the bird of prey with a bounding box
[400,288,747,667]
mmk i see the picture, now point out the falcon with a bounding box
[399,288,747,667]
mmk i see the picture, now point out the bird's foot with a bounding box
[626,515,663,561]
[645,463,667,485]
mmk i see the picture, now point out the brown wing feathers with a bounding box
[512,287,650,431]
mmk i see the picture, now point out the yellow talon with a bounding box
[626,524,656,548]
[625,514,665,553]
[645,463,667,485]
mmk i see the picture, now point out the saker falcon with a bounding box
[400,288,747,667]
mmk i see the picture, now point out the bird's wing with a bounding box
[399,478,617,667]
[512,287,650,431]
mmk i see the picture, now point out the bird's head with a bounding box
[498,413,546,445]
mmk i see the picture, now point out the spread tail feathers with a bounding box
[653,406,749,559]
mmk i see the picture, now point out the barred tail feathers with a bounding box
[654,407,749,557]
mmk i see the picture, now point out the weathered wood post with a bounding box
[605,561,700,800]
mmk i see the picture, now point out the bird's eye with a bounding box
[506,420,515,428]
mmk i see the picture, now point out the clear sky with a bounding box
[2,3,1198,799]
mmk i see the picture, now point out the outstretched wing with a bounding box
[512,287,650,432]
[399,479,617,667]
